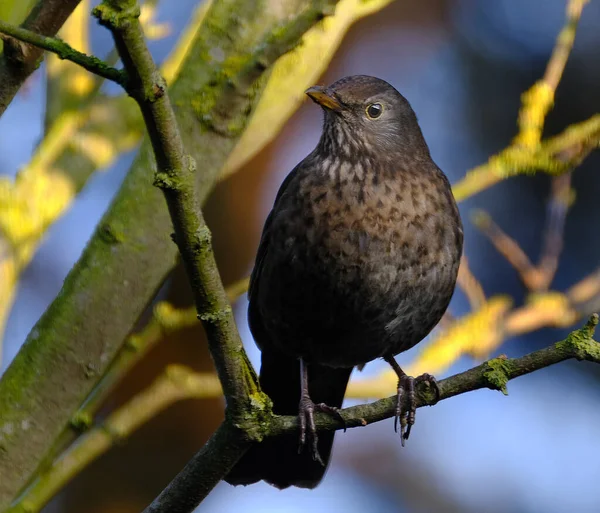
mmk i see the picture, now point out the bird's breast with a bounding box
[295,162,461,286]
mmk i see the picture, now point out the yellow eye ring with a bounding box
[366,103,383,119]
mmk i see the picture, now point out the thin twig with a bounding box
[275,315,600,434]
[471,172,572,293]
[544,0,589,91]
[75,277,249,425]
[456,254,486,310]
[471,209,536,281]
[0,19,126,86]
[515,0,589,148]
[452,0,594,202]
[536,174,572,290]
[0,0,83,117]
[452,114,600,202]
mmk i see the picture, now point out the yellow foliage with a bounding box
[70,132,120,168]
[139,4,171,40]
[0,168,75,264]
[0,166,74,362]
[161,2,211,84]
[346,297,513,399]
[47,0,94,97]
[405,296,513,374]
[513,82,554,148]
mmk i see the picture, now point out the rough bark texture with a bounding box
[0,0,329,506]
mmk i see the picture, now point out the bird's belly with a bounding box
[259,229,459,368]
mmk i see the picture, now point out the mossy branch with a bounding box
[0,0,83,117]
[0,19,126,85]
[93,0,259,413]
[18,316,599,513]
[86,0,341,510]
[272,315,600,433]
[0,0,342,508]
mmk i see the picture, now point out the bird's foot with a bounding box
[393,373,440,446]
[298,397,346,465]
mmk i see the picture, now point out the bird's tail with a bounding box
[225,349,352,489]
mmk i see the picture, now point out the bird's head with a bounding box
[305,75,429,161]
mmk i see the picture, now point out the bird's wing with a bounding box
[248,165,301,298]
[248,165,301,347]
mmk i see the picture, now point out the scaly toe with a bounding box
[297,396,325,464]
[315,402,347,432]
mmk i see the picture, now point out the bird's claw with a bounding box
[298,398,345,465]
[315,402,347,432]
[394,373,439,446]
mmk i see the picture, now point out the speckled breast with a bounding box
[258,159,463,368]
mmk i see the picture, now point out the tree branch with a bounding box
[95,0,259,413]
[75,277,249,426]
[141,315,600,512]
[9,311,600,513]
[273,314,600,434]
[0,19,125,84]
[6,366,223,513]
[0,0,83,117]
[0,0,340,507]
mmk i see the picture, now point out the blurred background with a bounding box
[2,0,600,511]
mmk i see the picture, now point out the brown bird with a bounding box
[226,75,463,489]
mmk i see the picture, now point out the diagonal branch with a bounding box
[93,0,256,411]
[471,173,572,293]
[0,19,126,85]
[273,314,600,434]
[536,173,572,289]
[0,0,342,507]
[89,1,342,510]
[0,0,83,117]
[514,0,589,148]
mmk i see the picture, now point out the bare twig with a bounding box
[471,209,536,282]
[536,174,572,289]
[456,254,486,310]
[75,277,249,426]
[471,173,572,293]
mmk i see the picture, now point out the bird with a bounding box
[225,75,463,489]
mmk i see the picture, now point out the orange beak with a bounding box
[305,86,342,111]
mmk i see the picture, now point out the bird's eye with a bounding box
[366,103,383,119]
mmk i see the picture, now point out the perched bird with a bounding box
[226,75,463,489]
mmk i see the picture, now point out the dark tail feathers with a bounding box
[225,349,352,489]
